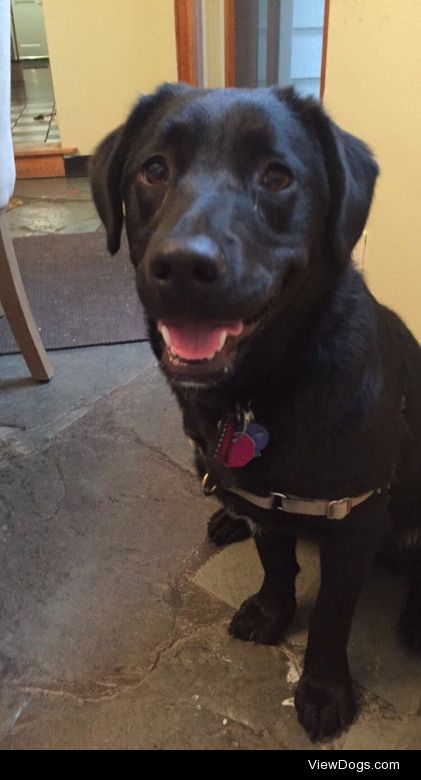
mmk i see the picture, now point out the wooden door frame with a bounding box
[224,0,236,86]
[174,0,200,85]
[175,0,236,87]
[320,0,330,100]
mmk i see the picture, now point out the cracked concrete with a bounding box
[0,343,156,467]
[1,179,420,749]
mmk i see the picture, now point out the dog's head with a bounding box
[91,84,378,387]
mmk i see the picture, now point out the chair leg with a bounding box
[0,210,53,381]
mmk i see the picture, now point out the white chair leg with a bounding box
[0,210,53,381]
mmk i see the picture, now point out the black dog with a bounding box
[91,84,421,741]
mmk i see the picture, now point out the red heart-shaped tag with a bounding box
[225,433,256,467]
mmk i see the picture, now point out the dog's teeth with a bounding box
[161,325,172,348]
[218,331,227,351]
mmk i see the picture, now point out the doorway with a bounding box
[230,0,325,96]
[175,0,327,98]
[10,0,60,149]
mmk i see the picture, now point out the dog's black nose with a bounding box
[149,235,224,286]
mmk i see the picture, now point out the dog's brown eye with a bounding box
[261,163,292,192]
[140,156,169,185]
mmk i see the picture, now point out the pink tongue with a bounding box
[159,320,243,361]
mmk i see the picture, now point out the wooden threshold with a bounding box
[14,146,78,180]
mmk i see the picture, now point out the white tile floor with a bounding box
[11,63,61,147]
[11,102,60,146]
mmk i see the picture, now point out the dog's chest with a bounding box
[180,384,403,499]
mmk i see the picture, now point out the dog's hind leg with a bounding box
[399,564,421,653]
[389,478,421,653]
[229,531,298,644]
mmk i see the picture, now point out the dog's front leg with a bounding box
[295,505,391,741]
[229,531,299,644]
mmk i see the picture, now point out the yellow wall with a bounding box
[202,0,225,88]
[324,0,421,340]
[43,0,177,155]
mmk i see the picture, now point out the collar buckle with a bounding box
[271,492,288,511]
[326,497,352,520]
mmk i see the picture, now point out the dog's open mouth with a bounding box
[157,319,250,380]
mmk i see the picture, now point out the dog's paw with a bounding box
[207,509,251,547]
[399,602,421,654]
[294,673,356,742]
[228,593,296,645]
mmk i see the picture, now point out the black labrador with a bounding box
[90,84,421,741]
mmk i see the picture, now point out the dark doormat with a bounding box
[0,231,148,355]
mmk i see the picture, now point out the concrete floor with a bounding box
[0,180,420,749]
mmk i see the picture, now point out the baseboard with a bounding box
[64,155,91,178]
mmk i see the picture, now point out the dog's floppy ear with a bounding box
[323,123,379,260]
[90,82,193,255]
[281,88,379,261]
[90,124,126,255]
